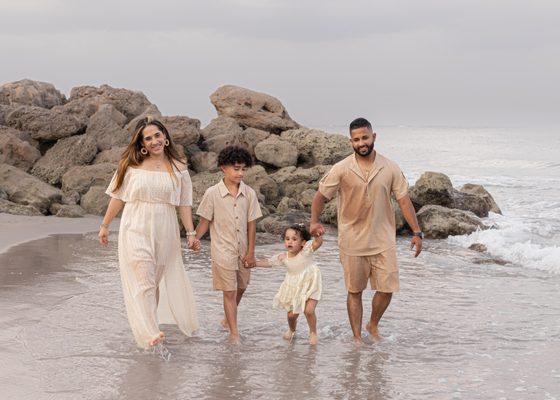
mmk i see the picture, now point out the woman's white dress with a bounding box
[269,241,322,314]
[106,167,199,349]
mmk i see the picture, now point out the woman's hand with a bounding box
[99,226,109,246]
[187,236,200,251]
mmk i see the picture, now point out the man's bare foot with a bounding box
[365,322,383,341]
[309,332,318,345]
[227,333,241,344]
[149,332,165,347]
[220,319,230,331]
[352,336,363,345]
[282,329,296,342]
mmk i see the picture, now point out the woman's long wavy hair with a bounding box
[112,116,186,192]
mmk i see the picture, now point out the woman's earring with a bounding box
[164,139,170,146]
[140,147,148,155]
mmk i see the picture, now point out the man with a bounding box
[310,117,422,342]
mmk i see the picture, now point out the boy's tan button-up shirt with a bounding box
[318,152,409,256]
[197,180,262,270]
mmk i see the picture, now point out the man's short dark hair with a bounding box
[217,145,254,167]
[349,117,372,133]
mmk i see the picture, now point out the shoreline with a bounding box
[0,213,119,254]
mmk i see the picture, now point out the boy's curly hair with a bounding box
[217,146,254,167]
[282,223,311,241]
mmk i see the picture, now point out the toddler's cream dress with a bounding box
[270,241,322,314]
[106,166,199,349]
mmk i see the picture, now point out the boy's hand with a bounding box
[187,236,200,251]
[242,253,256,268]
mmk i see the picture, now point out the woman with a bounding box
[99,116,199,349]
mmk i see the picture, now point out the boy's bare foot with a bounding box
[283,329,296,342]
[309,332,318,345]
[365,322,383,341]
[149,332,165,347]
[220,319,230,331]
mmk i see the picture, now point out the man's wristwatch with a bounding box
[412,231,424,239]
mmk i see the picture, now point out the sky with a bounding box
[1,0,559,128]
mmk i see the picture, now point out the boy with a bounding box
[196,146,262,343]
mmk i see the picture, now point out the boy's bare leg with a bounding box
[221,288,246,330]
[223,290,240,342]
[304,299,319,345]
[347,291,363,343]
[366,291,392,341]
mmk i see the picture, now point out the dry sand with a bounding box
[0,213,119,254]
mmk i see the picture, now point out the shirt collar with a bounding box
[350,151,386,183]
[217,179,247,198]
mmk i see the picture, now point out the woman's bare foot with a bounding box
[309,332,318,345]
[220,319,230,331]
[283,329,296,342]
[149,332,165,347]
[365,322,383,341]
[227,333,241,344]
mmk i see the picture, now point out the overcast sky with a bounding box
[1,0,559,128]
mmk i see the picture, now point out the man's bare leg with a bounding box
[366,291,392,341]
[223,290,240,343]
[347,291,363,343]
[304,299,319,345]
[221,288,246,330]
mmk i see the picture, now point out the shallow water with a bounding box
[1,232,559,400]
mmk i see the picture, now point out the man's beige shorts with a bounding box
[212,261,251,292]
[339,247,399,293]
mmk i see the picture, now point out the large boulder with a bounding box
[239,128,271,156]
[210,85,299,133]
[281,128,352,166]
[51,204,86,218]
[190,151,218,173]
[0,125,39,149]
[123,104,162,134]
[85,104,130,151]
[201,116,243,140]
[254,135,298,168]
[257,210,310,234]
[203,133,250,155]
[243,165,280,205]
[61,163,116,195]
[452,189,491,218]
[160,116,201,147]
[270,165,331,199]
[460,183,502,214]
[0,198,42,216]
[0,79,66,109]
[53,84,154,122]
[0,163,62,213]
[191,171,223,210]
[0,130,41,171]
[409,172,455,210]
[4,105,86,141]
[93,146,125,164]
[31,134,98,185]
[416,205,488,239]
[80,186,110,215]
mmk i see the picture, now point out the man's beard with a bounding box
[353,142,374,157]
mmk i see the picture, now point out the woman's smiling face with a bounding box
[141,124,166,156]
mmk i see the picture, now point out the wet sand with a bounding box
[1,224,559,400]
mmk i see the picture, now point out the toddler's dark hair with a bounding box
[217,145,254,167]
[282,223,311,241]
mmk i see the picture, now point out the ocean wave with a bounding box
[447,215,560,274]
